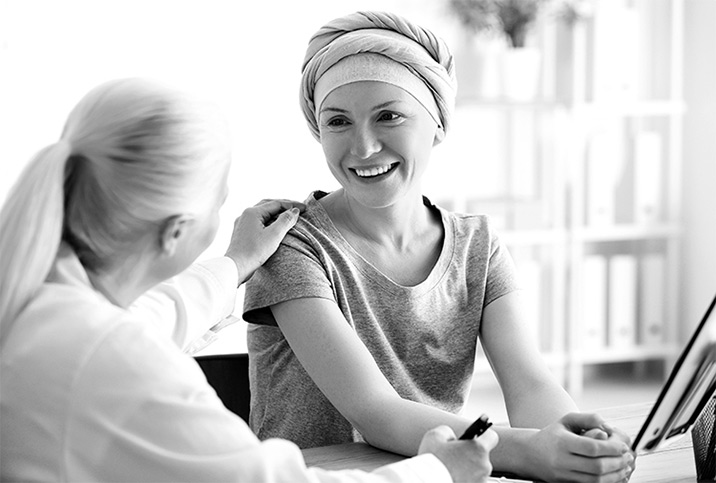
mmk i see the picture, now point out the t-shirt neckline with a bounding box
[307,190,455,295]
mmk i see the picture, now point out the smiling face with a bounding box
[317,81,443,209]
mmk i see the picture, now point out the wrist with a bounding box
[224,253,250,287]
[490,426,539,479]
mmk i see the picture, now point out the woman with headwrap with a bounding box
[0,78,496,483]
[244,11,635,483]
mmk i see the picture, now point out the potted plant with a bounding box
[448,0,548,100]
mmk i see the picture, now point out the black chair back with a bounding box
[194,353,250,422]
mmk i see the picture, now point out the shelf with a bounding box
[572,224,682,242]
[455,97,567,111]
[474,351,568,375]
[500,229,569,246]
[573,100,687,118]
[578,344,681,365]
[455,98,686,118]
[457,0,685,398]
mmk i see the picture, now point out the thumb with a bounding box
[265,207,300,237]
[426,425,457,443]
[582,428,609,440]
[561,412,607,434]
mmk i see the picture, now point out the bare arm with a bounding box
[273,295,633,482]
[481,291,635,480]
[480,291,577,428]
[272,297,475,456]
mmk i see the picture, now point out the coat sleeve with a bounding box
[128,257,239,352]
[68,320,452,483]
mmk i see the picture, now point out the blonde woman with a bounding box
[0,78,496,483]
[244,11,635,483]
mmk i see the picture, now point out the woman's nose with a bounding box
[350,125,381,159]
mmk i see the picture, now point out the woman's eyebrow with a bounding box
[371,100,400,111]
[320,100,401,116]
[320,107,348,115]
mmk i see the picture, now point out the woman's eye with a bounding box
[325,117,349,128]
[378,111,402,122]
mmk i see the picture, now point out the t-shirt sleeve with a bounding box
[243,228,336,326]
[483,224,519,307]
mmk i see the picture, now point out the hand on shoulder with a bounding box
[224,199,305,285]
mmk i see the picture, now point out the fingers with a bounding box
[421,425,498,453]
[264,207,300,237]
[568,430,629,458]
[418,425,455,455]
[252,199,306,221]
[570,451,634,476]
[561,413,631,457]
[582,428,609,440]
[474,428,499,452]
[606,425,633,447]
[424,425,457,443]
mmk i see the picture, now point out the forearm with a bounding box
[504,379,578,429]
[354,396,474,456]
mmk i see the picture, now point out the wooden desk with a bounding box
[302,403,699,482]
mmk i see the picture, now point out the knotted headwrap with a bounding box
[300,11,457,142]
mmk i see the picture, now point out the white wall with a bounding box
[681,0,716,337]
[0,0,455,260]
[2,0,715,352]
[0,0,458,354]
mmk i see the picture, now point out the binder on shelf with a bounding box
[586,127,623,226]
[639,254,666,346]
[633,131,663,224]
[509,110,537,200]
[609,255,638,348]
[581,255,607,351]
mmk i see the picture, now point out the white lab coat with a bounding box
[0,244,450,483]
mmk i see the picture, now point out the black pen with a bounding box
[459,414,492,440]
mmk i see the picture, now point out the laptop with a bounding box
[490,293,716,483]
[632,292,716,452]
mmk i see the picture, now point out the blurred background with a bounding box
[1,0,715,421]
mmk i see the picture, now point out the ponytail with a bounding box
[0,77,231,346]
[0,141,70,344]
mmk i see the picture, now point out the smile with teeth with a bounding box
[353,163,398,178]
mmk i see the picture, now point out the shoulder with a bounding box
[433,203,500,245]
[271,191,344,260]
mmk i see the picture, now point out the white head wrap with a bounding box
[300,11,457,142]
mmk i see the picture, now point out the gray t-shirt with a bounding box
[243,191,518,448]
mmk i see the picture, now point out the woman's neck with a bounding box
[85,253,155,309]
[320,189,445,286]
[322,189,432,251]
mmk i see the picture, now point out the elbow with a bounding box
[342,396,417,456]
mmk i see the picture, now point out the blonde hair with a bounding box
[0,78,231,343]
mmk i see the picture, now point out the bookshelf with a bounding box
[430,0,684,397]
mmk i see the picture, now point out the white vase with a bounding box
[499,47,542,101]
[472,38,503,100]
[455,34,504,101]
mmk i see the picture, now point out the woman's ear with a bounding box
[159,214,193,256]
[433,125,446,146]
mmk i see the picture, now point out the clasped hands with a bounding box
[526,412,636,483]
